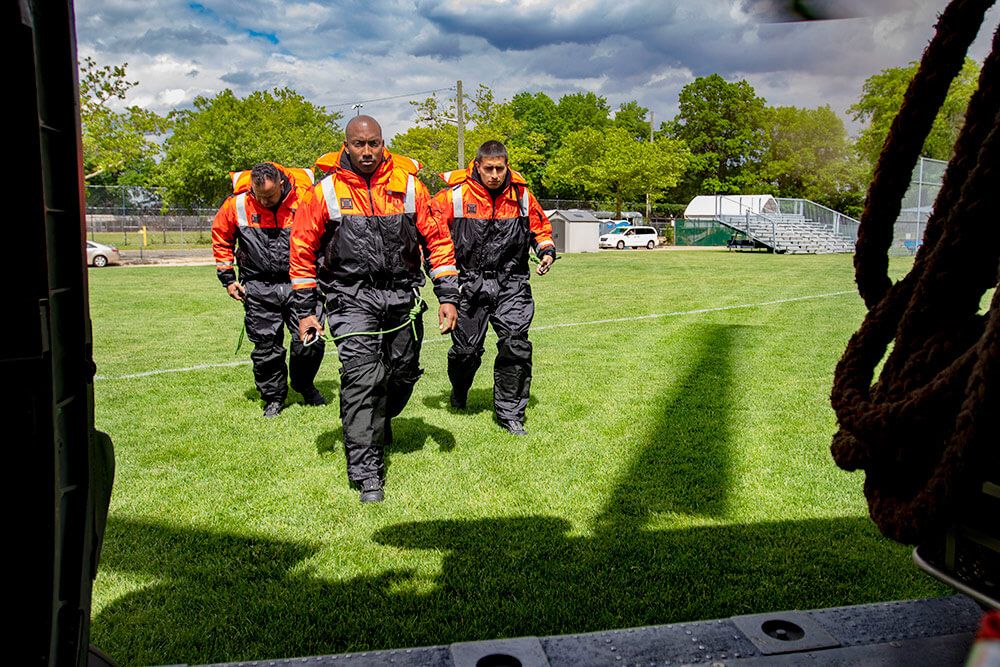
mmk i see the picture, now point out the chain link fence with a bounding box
[85,185,215,247]
[892,157,947,256]
[85,187,688,247]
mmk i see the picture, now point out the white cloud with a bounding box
[73,0,999,141]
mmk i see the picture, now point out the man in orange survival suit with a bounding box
[212,162,326,418]
[290,115,459,503]
[430,140,555,435]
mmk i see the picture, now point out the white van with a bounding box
[599,226,659,249]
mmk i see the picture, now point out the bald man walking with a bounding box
[290,116,459,503]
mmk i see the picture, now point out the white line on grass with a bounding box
[529,290,856,333]
[95,360,251,381]
[94,290,855,381]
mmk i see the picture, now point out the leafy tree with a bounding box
[508,92,561,192]
[79,57,168,183]
[391,85,544,193]
[510,92,561,143]
[160,88,343,208]
[613,101,651,141]
[666,74,768,200]
[850,57,980,166]
[555,92,611,136]
[508,91,636,197]
[466,86,545,174]
[390,92,463,191]
[763,104,866,214]
[543,126,690,217]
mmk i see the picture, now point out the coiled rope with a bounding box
[830,0,999,545]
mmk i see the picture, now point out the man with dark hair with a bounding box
[291,115,459,503]
[431,140,556,435]
[212,161,326,417]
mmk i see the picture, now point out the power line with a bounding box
[329,86,456,108]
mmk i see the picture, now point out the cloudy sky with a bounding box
[74,1,998,142]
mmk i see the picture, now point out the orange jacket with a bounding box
[211,162,314,286]
[290,148,459,304]
[431,162,555,278]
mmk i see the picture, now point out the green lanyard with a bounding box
[236,293,426,355]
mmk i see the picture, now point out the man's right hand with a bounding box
[299,315,324,344]
[227,282,246,301]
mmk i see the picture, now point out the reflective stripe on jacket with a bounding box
[431,162,555,278]
[290,148,459,293]
[211,162,309,285]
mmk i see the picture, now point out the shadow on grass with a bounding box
[315,417,457,458]
[598,324,745,525]
[92,515,942,666]
[422,388,539,415]
[391,416,457,453]
[90,324,946,665]
[239,378,341,406]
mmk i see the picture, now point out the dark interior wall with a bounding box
[13,1,115,665]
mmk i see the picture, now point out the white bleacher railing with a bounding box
[705,195,858,253]
[777,198,860,241]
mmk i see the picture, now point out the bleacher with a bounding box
[720,211,857,254]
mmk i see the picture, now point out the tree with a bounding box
[850,57,980,166]
[508,92,561,192]
[389,91,458,188]
[465,85,544,175]
[160,88,343,207]
[391,85,544,192]
[762,104,867,214]
[666,74,768,200]
[79,57,168,182]
[612,101,651,141]
[555,92,611,137]
[543,126,690,217]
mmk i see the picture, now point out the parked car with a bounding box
[86,241,120,267]
[599,226,660,250]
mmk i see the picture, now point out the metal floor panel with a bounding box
[199,595,985,667]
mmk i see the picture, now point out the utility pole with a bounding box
[646,110,653,225]
[456,80,465,169]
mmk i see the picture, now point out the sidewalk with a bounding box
[117,247,214,266]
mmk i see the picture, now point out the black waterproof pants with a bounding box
[244,280,325,403]
[448,276,533,422]
[326,285,424,482]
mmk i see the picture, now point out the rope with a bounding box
[234,292,427,353]
[302,292,426,347]
[830,0,1000,545]
[234,321,245,355]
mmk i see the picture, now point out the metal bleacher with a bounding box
[717,197,859,254]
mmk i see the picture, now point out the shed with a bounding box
[683,195,778,220]
[545,209,601,253]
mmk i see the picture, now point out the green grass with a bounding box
[87,249,946,666]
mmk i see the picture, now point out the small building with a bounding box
[545,209,601,253]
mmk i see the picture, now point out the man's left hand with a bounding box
[438,303,457,333]
[536,255,554,275]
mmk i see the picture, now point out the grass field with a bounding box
[87,249,948,666]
